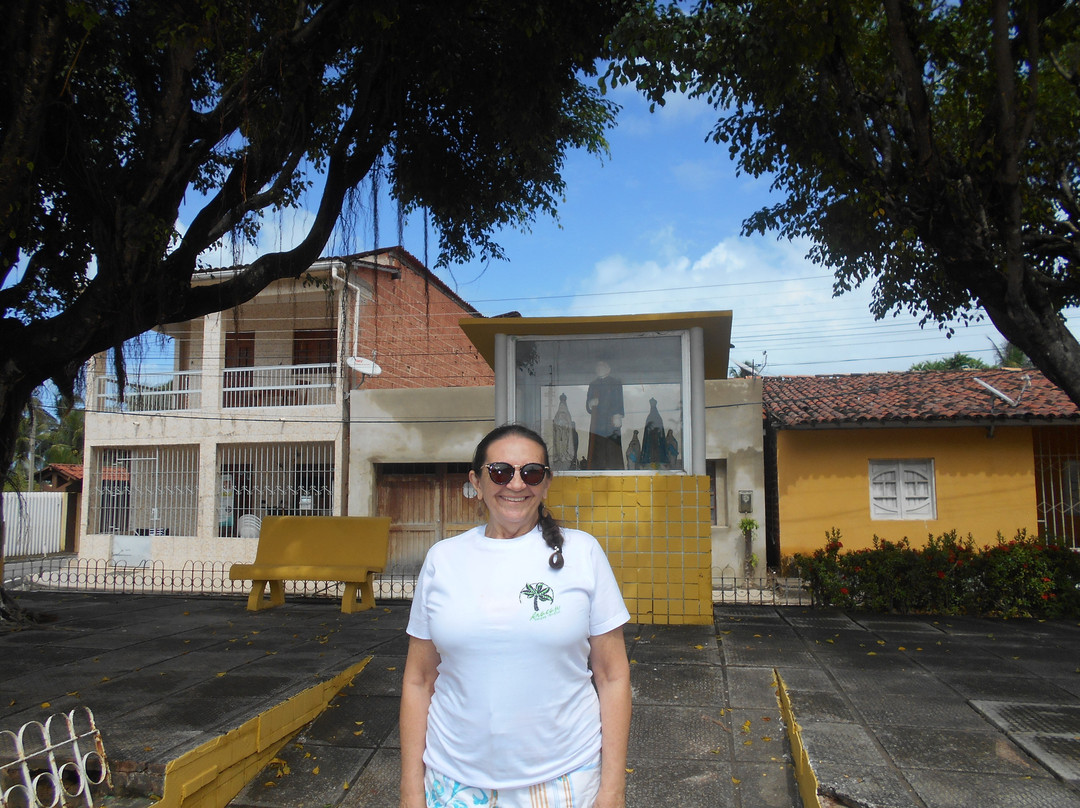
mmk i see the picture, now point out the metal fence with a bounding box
[2,493,67,559]
[4,556,808,606]
[711,574,812,606]
[1,556,418,601]
[0,706,110,808]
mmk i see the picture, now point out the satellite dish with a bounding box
[346,356,383,376]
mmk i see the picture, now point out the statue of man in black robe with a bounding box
[586,360,624,470]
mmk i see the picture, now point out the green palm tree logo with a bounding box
[519,582,554,612]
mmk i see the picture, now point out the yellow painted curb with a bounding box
[150,656,372,808]
[774,668,821,808]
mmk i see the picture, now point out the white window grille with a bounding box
[216,442,335,536]
[88,447,199,536]
[869,459,936,520]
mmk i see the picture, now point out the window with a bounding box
[216,442,335,536]
[869,459,936,520]
[509,333,689,473]
[707,459,728,526]
[90,446,200,536]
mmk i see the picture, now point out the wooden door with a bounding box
[375,463,479,575]
[443,469,480,537]
[377,472,438,574]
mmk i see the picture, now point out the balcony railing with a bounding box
[222,363,337,408]
[94,371,202,413]
[93,363,337,413]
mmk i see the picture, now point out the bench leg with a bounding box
[341,573,376,614]
[246,580,286,611]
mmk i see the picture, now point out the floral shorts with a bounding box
[424,755,601,808]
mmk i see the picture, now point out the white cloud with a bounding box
[557,232,1008,374]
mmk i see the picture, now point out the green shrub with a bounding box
[792,529,1080,618]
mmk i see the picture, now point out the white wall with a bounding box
[348,386,495,514]
[705,377,765,581]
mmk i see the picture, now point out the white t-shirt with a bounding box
[406,524,630,789]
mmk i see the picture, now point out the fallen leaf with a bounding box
[625,768,635,774]
[742,720,752,733]
[40,702,50,709]
[312,766,320,775]
[731,776,741,785]
[343,782,349,790]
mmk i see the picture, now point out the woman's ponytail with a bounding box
[538,502,564,569]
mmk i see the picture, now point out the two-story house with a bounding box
[81,247,493,569]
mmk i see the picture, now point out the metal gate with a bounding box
[2,492,68,558]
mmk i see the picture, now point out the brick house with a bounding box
[81,247,493,568]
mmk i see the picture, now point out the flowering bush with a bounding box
[791,530,1080,618]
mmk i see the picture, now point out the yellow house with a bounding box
[763,369,1080,558]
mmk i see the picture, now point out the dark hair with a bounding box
[472,424,564,570]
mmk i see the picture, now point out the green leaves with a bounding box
[608,0,1080,406]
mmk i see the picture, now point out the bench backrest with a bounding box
[254,515,391,570]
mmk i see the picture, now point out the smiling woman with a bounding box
[399,424,632,808]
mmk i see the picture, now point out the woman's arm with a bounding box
[399,636,440,808]
[589,626,632,808]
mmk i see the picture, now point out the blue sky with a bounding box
[197,82,1057,377]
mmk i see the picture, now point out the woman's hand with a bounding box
[593,784,626,808]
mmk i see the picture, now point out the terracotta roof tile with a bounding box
[762,369,1080,427]
[44,463,84,480]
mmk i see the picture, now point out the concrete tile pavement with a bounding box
[2,591,1079,807]
[717,606,1080,808]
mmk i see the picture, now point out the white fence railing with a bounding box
[2,492,67,558]
[222,363,336,408]
[94,370,201,413]
[92,363,337,412]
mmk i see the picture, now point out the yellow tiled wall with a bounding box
[547,475,713,625]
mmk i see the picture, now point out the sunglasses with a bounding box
[483,462,550,486]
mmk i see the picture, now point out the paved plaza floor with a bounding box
[2,591,1079,807]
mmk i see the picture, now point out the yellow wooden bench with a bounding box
[228,515,391,613]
